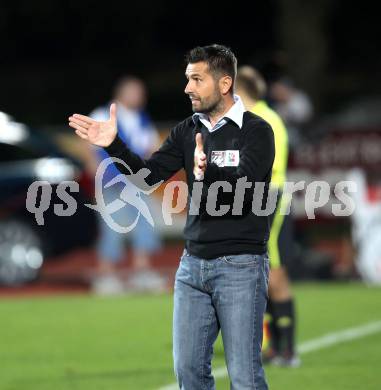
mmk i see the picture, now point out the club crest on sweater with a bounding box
[211,150,240,167]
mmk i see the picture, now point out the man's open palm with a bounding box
[68,103,118,147]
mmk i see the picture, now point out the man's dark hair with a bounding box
[185,44,237,94]
[236,66,267,101]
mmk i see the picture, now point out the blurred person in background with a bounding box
[270,77,313,150]
[236,66,299,366]
[88,76,164,294]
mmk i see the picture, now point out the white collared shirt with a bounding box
[192,94,245,132]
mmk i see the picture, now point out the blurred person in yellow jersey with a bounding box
[236,66,300,367]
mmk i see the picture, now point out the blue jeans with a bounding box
[96,183,161,262]
[173,250,270,390]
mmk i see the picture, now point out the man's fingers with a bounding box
[109,102,117,122]
[194,138,207,171]
[195,133,204,151]
[198,153,207,167]
[69,121,88,134]
[68,116,90,129]
[194,167,204,181]
[75,130,88,140]
[198,161,206,169]
[72,113,94,125]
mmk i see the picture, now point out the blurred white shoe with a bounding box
[127,270,168,293]
[272,353,301,368]
[91,274,125,296]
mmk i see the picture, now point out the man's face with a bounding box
[184,61,222,114]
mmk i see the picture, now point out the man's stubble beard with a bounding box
[193,86,225,118]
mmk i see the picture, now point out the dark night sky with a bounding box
[0,0,379,126]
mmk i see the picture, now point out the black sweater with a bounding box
[104,111,275,259]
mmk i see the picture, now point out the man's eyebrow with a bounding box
[185,72,203,78]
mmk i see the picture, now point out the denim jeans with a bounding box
[173,250,270,390]
[96,183,160,262]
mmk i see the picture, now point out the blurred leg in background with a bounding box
[92,183,164,295]
[264,194,300,367]
[92,184,130,295]
[126,191,165,292]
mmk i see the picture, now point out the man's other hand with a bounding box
[194,132,207,180]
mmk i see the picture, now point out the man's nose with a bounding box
[184,80,192,94]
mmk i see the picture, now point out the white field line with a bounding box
[157,319,381,390]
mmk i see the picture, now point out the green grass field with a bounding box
[1,282,380,390]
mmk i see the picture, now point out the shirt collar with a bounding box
[192,94,245,132]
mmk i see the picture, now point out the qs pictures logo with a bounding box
[85,158,163,233]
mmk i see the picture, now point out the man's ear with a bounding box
[219,76,233,95]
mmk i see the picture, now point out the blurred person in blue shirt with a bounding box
[88,76,164,294]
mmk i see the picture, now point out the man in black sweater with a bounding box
[69,44,274,390]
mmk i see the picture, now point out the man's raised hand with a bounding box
[68,103,118,147]
[194,132,207,181]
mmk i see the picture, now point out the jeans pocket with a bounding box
[222,253,259,267]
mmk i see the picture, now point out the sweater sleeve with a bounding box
[204,118,275,185]
[104,122,184,186]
